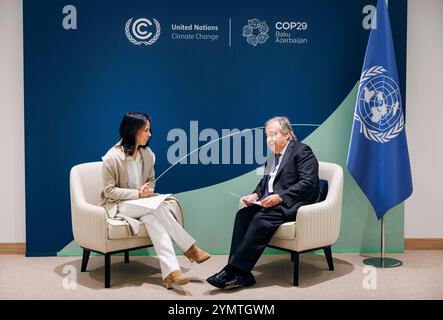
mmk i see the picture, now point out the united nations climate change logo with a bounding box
[242,19,269,46]
[355,66,404,143]
[125,18,161,46]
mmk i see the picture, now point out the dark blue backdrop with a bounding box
[24,0,407,256]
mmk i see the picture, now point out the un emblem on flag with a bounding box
[355,66,405,143]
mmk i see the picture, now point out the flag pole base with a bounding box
[363,257,402,268]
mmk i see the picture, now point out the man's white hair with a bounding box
[265,116,296,141]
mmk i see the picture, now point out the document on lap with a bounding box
[244,199,262,206]
[229,192,262,206]
[125,194,172,210]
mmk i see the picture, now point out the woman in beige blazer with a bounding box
[100,112,210,289]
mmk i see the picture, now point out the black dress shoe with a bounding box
[206,270,234,289]
[224,273,256,290]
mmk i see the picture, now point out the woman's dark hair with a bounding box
[118,112,151,156]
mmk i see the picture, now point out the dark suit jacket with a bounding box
[253,140,320,221]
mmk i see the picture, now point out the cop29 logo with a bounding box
[125,18,161,46]
[242,19,269,46]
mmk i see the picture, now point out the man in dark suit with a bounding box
[207,116,320,289]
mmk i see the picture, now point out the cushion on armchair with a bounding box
[319,179,328,202]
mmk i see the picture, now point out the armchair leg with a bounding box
[124,251,130,264]
[292,251,300,286]
[105,254,111,288]
[323,246,334,271]
[81,249,91,272]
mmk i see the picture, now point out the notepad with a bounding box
[229,192,262,206]
[124,194,172,210]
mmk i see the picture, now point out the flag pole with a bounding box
[381,217,385,264]
[365,0,403,269]
[363,217,403,268]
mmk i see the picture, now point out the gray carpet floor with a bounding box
[1,251,442,299]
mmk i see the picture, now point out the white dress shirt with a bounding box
[126,151,143,189]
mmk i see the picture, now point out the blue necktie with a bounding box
[274,154,281,171]
[262,154,281,199]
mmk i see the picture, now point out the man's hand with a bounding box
[241,193,259,206]
[260,194,283,208]
[139,183,154,198]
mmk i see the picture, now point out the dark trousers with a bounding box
[228,204,287,273]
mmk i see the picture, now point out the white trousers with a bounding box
[118,201,195,280]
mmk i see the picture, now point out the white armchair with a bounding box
[69,162,184,288]
[240,161,344,286]
[269,161,343,286]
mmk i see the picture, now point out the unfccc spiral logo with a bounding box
[125,17,161,46]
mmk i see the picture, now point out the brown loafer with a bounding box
[164,270,189,289]
[184,245,211,264]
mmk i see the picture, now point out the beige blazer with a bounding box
[100,142,155,218]
[99,142,183,234]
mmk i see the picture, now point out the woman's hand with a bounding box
[139,183,154,198]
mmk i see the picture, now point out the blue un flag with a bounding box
[347,0,413,220]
